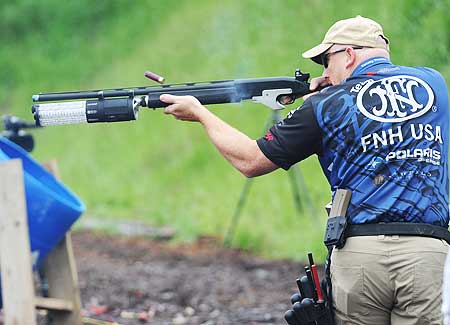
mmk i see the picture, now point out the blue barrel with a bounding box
[0,137,85,268]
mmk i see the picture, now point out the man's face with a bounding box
[321,45,351,85]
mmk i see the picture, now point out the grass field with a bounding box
[1,0,449,261]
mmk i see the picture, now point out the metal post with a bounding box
[223,110,314,246]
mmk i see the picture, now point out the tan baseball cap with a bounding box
[302,15,390,64]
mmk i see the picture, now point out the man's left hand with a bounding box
[160,94,207,122]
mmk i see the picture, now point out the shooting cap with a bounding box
[302,15,390,64]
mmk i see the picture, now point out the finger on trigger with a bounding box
[310,78,322,91]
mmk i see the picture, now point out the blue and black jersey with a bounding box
[257,57,449,227]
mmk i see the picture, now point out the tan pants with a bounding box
[331,235,449,325]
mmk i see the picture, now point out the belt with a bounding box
[345,222,450,245]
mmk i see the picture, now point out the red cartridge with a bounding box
[144,71,165,84]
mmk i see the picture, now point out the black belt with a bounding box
[345,222,450,245]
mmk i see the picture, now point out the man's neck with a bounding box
[349,49,390,75]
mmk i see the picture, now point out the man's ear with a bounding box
[345,47,357,69]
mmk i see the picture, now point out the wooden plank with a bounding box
[35,296,74,311]
[42,159,61,179]
[0,159,37,325]
[41,159,83,325]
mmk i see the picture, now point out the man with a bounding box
[160,16,450,324]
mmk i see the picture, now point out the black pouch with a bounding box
[323,216,347,249]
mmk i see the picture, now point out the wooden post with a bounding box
[0,159,37,325]
[40,159,83,325]
[0,158,82,324]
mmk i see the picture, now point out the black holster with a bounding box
[324,215,347,249]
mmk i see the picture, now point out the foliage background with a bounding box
[1,0,449,261]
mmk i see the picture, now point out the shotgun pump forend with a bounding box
[31,70,311,126]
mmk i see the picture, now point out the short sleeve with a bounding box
[256,101,322,170]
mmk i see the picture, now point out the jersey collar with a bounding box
[351,57,392,77]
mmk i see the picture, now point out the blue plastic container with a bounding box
[0,137,85,268]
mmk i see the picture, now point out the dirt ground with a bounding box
[69,230,315,325]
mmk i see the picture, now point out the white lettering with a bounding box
[410,124,423,139]
[433,150,441,160]
[406,150,415,158]
[385,148,441,165]
[373,130,388,149]
[351,79,374,93]
[424,124,435,141]
[388,126,403,145]
[413,148,423,158]
[436,126,443,144]
[361,134,372,153]
[386,152,396,161]
[397,150,406,159]
[362,124,443,152]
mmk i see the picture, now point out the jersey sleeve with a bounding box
[256,100,322,170]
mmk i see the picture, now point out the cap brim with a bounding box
[302,43,333,65]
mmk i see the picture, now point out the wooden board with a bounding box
[41,159,83,324]
[0,159,37,324]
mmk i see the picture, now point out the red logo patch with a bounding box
[366,71,376,76]
[265,131,274,141]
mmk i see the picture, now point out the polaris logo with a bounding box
[356,75,434,123]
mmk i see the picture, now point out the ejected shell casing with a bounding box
[144,71,165,84]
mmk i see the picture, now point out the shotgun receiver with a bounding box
[31,70,311,126]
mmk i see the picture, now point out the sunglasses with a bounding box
[321,47,364,68]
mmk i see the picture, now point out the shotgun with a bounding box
[31,70,311,126]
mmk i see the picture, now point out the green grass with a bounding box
[1,0,449,261]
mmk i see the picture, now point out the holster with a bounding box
[324,215,347,249]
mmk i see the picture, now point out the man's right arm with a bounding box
[160,94,279,177]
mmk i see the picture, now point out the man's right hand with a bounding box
[302,76,331,100]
